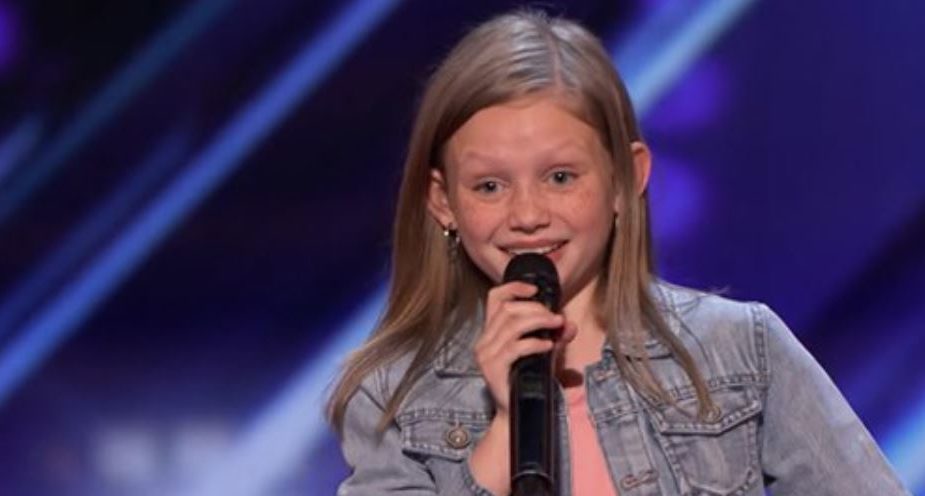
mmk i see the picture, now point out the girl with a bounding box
[328,10,908,496]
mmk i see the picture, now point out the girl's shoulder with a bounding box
[651,279,781,379]
[349,330,494,436]
[353,318,486,413]
[653,279,772,340]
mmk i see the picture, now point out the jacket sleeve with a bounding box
[336,372,495,495]
[337,377,437,495]
[756,303,910,495]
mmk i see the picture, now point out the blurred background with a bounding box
[0,0,922,494]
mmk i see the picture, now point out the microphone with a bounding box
[503,253,560,496]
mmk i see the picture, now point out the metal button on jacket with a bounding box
[445,425,470,449]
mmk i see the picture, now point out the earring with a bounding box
[443,225,460,259]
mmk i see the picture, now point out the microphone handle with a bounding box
[510,329,555,496]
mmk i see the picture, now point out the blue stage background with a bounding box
[0,1,922,494]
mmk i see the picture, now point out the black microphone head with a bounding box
[502,253,561,311]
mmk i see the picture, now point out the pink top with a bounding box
[564,385,619,496]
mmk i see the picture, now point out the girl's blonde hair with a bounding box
[329,9,713,433]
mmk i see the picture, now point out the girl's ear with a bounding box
[631,141,652,196]
[427,168,456,228]
[612,141,652,213]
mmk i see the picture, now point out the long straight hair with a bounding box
[329,10,714,433]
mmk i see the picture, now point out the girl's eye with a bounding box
[475,180,500,194]
[551,171,576,185]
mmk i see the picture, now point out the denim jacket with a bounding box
[336,283,909,495]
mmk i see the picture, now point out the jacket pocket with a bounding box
[397,409,490,461]
[649,385,762,495]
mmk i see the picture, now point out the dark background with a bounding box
[0,1,922,494]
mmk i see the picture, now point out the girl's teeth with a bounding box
[509,244,561,255]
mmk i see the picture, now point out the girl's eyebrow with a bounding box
[454,139,594,169]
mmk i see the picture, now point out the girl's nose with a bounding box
[507,185,550,233]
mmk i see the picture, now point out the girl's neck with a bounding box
[558,276,608,386]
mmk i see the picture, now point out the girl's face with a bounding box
[428,95,646,303]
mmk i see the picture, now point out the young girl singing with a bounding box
[328,10,909,496]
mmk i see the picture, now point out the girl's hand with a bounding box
[468,281,576,494]
[473,281,574,415]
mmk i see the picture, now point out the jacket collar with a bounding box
[433,312,483,377]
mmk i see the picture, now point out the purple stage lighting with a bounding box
[647,152,706,246]
[646,57,730,134]
[0,2,20,73]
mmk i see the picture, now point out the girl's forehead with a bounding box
[444,95,606,166]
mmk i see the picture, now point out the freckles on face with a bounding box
[441,96,618,298]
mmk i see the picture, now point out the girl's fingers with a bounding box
[552,320,578,362]
[504,337,555,362]
[478,300,559,344]
[485,281,537,318]
[477,312,562,357]
[478,338,554,387]
[475,282,564,414]
[557,319,578,345]
[494,310,563,340]
[479,336,553,365]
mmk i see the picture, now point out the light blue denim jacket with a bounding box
[337,283,909,495]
